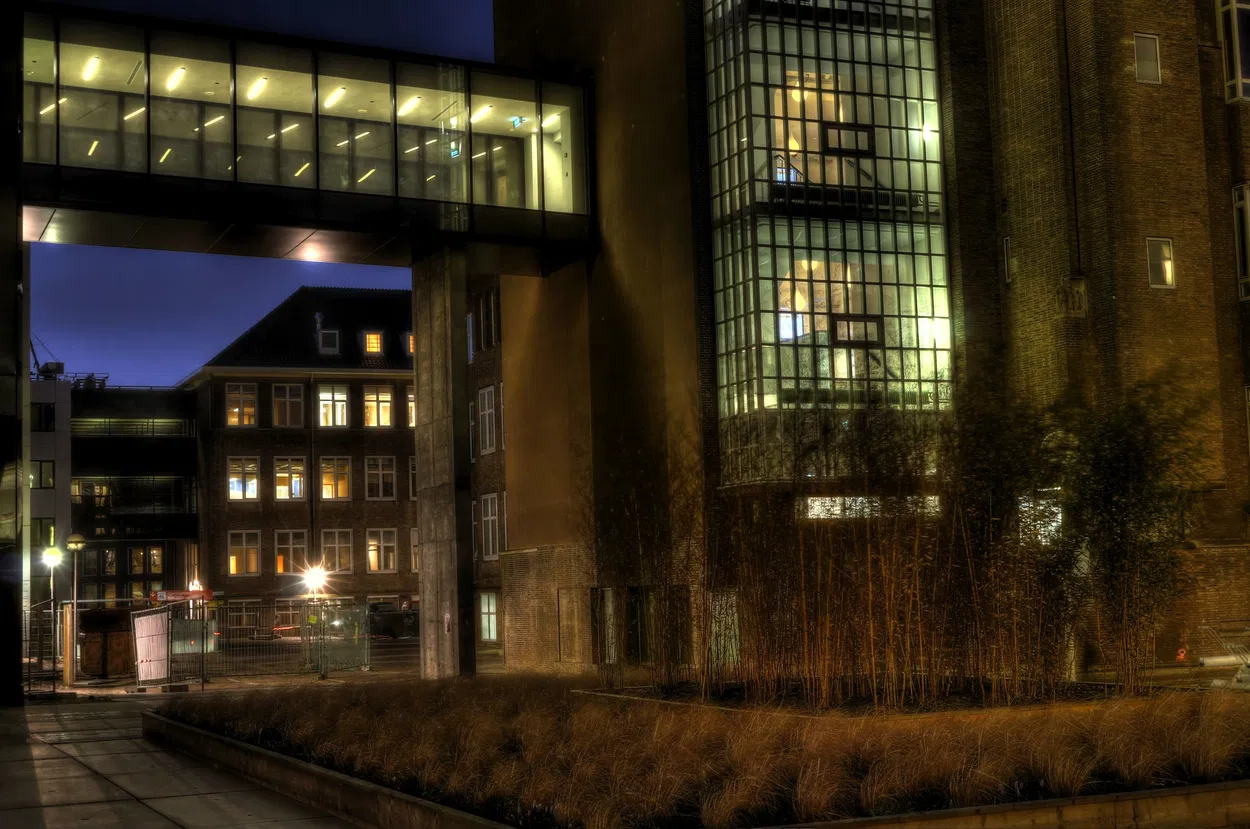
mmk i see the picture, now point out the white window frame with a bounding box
[275,529,306,576]
[274,456,306,501]
[407,389,416,428]
[227,457,259,501]
[499,381,505,449]
[1134,33,1162,84]
[1218,1,1250,101]
[479,386,497,455]
[1147,237,1176,289]
[319,329,340,355]
[363,385,393,428]
[228,530,261,577]
[365,456,397,500]
[502,490,508,551]
[469,401,476,462]
[225,383,257,428]
[321,529,352,573]
[366,528,398,573]
[409,456,418,499]
[318,384,349,428]
[320,456,352,501]
[467,312,475,364]
[411,527,420,573]
[272,383,305,428]
[472,500,478,558]
[362,330,385,355]
[481,492,499,561]
[480,591,498,643]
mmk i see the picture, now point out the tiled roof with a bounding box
[202,286,413,373]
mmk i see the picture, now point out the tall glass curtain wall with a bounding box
[21,12,587,214]
[705,0,950,417]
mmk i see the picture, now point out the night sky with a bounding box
[29,0,492,387]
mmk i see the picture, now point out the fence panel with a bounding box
[22,604,58,694]
[125,598,371,687]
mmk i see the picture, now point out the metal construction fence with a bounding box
[22,602,58,694]
[132,599,371,687]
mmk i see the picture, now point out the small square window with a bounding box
[1135,34,1161,84]
[319,329,340,355]
[364,331,383,354]
[1147,238,1175,288]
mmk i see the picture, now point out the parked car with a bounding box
[367,601,418,639]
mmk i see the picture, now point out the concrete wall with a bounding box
[24,379,71,605]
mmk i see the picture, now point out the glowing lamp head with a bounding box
[303,566,328,594]
[66,533,86,552]
[188,579,203,592]
[42,547,63,569]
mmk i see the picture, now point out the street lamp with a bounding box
[65,533,86,687]
[303,566,327,600]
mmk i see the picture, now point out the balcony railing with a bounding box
[72,418,195,437]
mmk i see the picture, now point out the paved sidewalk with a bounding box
[0,700,352,828]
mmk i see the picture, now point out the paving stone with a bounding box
[79,750,202,776]
[0,799,179,829]
[57,738,162,757]
[109,767,257,799]
[143,789,326,827]
[0,757,95,781]
[0,774,130,809]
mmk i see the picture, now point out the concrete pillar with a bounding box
[0,6,24,706]
[411,246,474,678]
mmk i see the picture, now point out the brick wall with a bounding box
[501,543,596,672]
[198,376,420,602]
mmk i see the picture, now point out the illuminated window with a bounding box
[364,331,384,353]
[273,384,304,428]
[407,390,415,427]
[318,384,348,427]
[275,457,306,500]
[1134,34,1161,84]
[407,332,414,354]
[147,546,163,575]
[320,457,351,500]
[363,385,392,427]
[411,527,420,573]
[480,592,498,642]
[30,461,54,489]
[366,528,397,572]
[321,529,352,573]
[225,383,257,427]
[365,456,396,500]
[1148,238,1175,288]
[129,547,144,574]
[227,457,259,500]
[228,530,261,576]
[276,530,306,575]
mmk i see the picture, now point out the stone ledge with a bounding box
[765,777,1250,828]
[141,711,509,829]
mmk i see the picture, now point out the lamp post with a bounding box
[303,566,327,601]
[65,533,85,686]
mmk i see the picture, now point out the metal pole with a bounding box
[49,571,56,690]
[71,548,78,685]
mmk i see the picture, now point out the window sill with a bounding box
[366,570,399,575]
[365,497,398,502]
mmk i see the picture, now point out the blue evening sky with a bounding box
[29,0,492,387]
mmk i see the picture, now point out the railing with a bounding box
[23,601,59,694]
[72,418,195,437]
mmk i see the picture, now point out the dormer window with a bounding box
[363,331,384,354]
[406,332,414,355]
[319,329,340,355]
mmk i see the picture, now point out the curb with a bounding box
[142,711,509,829]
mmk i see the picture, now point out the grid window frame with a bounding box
[320,456,352,500]
[225,383,258,427]
[478,386,497,455]
[410,526,420,573]
[274,456,307,501]
[480,591,498,643]
[409,456,419,499]
[227,456,260,501]
[480,492,500,561]
[273,383,305,428]
[321,528,352,573]
[363,330,384,354]
[365,456,397,500]
[275,529,307,576]
[228,529,261,577]
[365,527,398,573]
[318,384,350,428]
[363,384,393,428]
[319,329,341,355]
